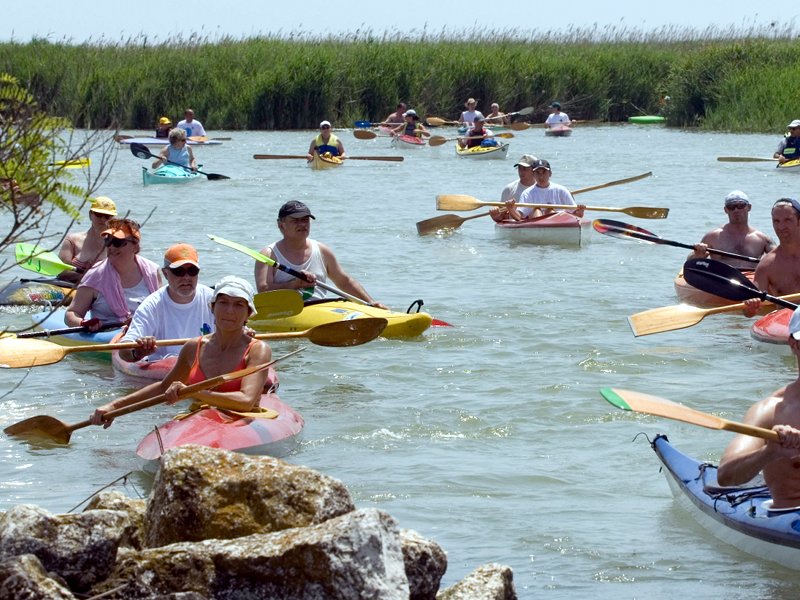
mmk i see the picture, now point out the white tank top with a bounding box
[269,239,329,300]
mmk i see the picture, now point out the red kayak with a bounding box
[136,391,304,472]
[751,308,791,350]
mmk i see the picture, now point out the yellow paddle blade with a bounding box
[436,194,483,211]
[426,116,459,126]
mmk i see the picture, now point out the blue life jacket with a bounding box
[314,133,340,156]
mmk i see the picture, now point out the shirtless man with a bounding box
[688,190,775,270]
[255,201,387,309]
[382,102,407,126]
[717,307,800,509]
[57,196,117,283]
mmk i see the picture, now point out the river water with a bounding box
[1,125,799,598]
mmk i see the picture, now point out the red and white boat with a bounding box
[136,390,304,473]
[545,125,572,137]
[751,308,791,352]
[494,211,590,246]
[390,134,426,149]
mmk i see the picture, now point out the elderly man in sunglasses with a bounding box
[117,243,214,364]
[688,190,775,271]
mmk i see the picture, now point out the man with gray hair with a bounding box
[688,190,775,270]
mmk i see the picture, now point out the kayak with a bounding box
[248,298,433,338]
[391,134,426,149]
[494,212,590,246]
[545,125,572,137]
[674,269,755,308]
[31,308,120,358]
[109,331,176,380]
[308,152,343,170]
[455,142,509,160]
[628,115,666,124]
[135,388,303,473]
[777,158,800,171]
[141,165,202,185]
[652,434,800,571]
[0,278,74,306]
[117,136,222,146]
[751,308,791,351]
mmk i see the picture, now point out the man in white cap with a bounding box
[255,200,387,309]
[57,196,118,283]
[499,159,585,220]
[117,243,214,363]
[717,305,800,508]
[490,154,538,222]
[774,119,800,164]
[307,120,346,160]
[688,190,775,270]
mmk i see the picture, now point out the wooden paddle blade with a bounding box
[306,318,388,346]
[253,290,304,319]
[626,303,710,337]
[600,388,779,440]
[0,337,66,368]
[353,129,378,140]
[436,194,482,212]
[611,206,669,219]
[717,156,777,162]
[426,117,458,127]
[428,136,448,147]
[416,214,469,235]
[188,136,209,142]
[3,415,73,444]
[509,122,530,131]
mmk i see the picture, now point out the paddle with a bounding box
[600,388,779,441]
[353,129,381,140]
[129,142,230,180]
[428,132,514,147]
[416,172,654,235]
[717,156,778,163]
[683,258,799,309]
[592,219,761,264]
[0,318,387,369]
[426,117,460,127]
[436,194,668,219]
[252,153,404,162]
[252,289,305,319]
[188,136,232,142]
[3,348,304,444]
[49,157,90,169]
[626,292,800,337]
[15,243,74,277]
[8,321,125,339]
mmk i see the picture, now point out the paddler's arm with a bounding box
[319,242,388,310]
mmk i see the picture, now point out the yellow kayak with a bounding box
[309,152,343,170]
[248,299,433,338]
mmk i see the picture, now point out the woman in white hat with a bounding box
[90,275,273,427]
[390,109,431,139]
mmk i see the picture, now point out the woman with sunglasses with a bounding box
[65,218,162,332]
[90,276,273,427]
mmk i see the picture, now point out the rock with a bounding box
[0,504,131,592]
[0,554,75,599]
[400,528,447,600]
[85,490,146,549]
[145,445,355,548]
[436,563,517,600]
[92,508,409,599]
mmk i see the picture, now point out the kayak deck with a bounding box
[494,212,590,246]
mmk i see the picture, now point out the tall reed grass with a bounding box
[0,24,797,132]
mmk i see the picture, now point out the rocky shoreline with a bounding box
[0,445,517,599]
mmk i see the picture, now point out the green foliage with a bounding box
[0,29,798,132]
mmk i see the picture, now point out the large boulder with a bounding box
[0,504,131,592]
[91,508,410,599]
[437,563,517,600]
[145,445,355,547]
[85,490,147,550]
[400,528,447,600]
[0,554,75,599]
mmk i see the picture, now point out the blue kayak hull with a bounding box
[142,165,202,185]
[653,434,800,570]
[31,309,120,359]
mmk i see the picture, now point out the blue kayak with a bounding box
[652,434,800,570]
[31,309,121,359]
[142,165,202,185]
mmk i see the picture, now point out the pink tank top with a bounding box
[186,336,259,393]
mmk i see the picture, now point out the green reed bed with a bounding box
[0,24,798,132]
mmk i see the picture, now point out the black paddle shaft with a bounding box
[129,143,230,180]
[593,219,760,263]
[683,258,798,309]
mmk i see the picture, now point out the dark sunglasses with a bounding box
[726,202,749,210]
[105,237,136,248]
[169,265,200,277]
